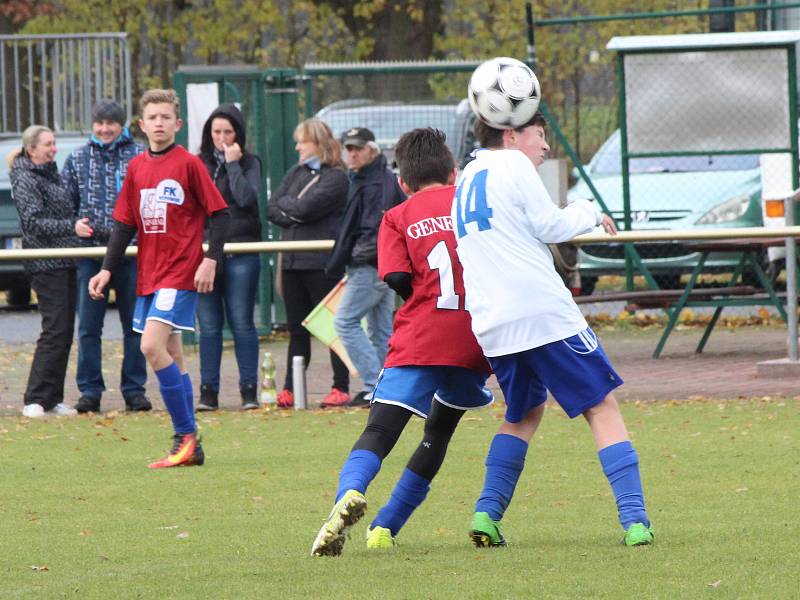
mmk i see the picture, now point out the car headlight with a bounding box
[695,194,751,225]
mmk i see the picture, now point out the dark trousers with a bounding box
[25,268,77,410]
[281,269,349,392]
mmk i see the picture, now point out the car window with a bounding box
[592,131,759,174]
[0,138,87,187]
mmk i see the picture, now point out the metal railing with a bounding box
[0,33,131,136]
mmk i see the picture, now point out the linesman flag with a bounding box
[302,276,359,377]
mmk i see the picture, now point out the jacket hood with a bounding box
[200,103,247,159]
[12,153,58,177]
[88,127,135,151]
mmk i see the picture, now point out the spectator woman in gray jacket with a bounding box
[8,125,88,417]
[267,118,350,408]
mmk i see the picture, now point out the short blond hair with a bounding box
[139,88,180,117]
[294,118,344,168]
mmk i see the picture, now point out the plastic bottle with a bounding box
[260,351,277,405]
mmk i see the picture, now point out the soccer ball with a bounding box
[468,57,541,129]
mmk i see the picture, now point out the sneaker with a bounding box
[240,383,259,410]
[321,388,350,408]
[276,389,294,409]
[74,395,100,414]
[622,522,654,547]
[470,511,507,548]
[196,385,218,412]
[347,390,372,408]
[22,403,45,418]
[50,403,78,417]
[311,489,367,557]
[147,432,205,469]
[125,395,152,413]
[366,526,396,549]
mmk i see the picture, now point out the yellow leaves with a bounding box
[30,565,49,572]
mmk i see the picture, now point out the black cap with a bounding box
[91,99,126,126]
[342,127,375,148]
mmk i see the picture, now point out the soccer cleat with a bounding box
[366,526,396,549]
[276,389,294,409]
[321,388,350,408]
[470,511,507,548]
[311,489,367,557]
[347,390,372,408]
[147,432,205,469]
[622,522,654,547]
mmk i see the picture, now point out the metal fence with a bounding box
[0,33,131,136]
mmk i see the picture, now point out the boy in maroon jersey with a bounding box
[89,89,229,468]
[311,128,493,556]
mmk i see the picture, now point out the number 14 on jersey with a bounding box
[455,169,492,238]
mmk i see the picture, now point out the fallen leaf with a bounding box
[31,565,49,572]
[79,529,93,537]
[176,531,190,539]
[157,525,178,530]
[707,580,722,588]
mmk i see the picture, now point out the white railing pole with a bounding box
[292,355,307,410]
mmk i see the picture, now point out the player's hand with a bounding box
[88,269,111,300]
[223,142,242,163]
[194,257,217,294]
[75,217,94,238]
[600,214,618,236]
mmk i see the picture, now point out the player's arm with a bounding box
[384,272,412,300]
[377,210,412,299]
[195,207,231,293]
[89,219,136,300]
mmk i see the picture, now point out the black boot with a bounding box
[196,384,218,412]
[240,383,259,410]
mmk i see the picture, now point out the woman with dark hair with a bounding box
[9,125,85,417]
[267,118,350,408]
[195,104,263,411]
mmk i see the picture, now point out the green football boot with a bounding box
[470,511,507,548]
[622,522,654,547]
[310,489,368,557]
[366,526,397,549]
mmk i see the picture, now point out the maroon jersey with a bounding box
[113,146,228,295]
[378,185,490,373]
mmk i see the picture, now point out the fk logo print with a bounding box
[140,188,167,233]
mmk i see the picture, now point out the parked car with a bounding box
[315,99,476,168]
[567,129,764,293]
[0,134,87,306]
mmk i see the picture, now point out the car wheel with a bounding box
[7,284,31,307]
[579,274,597,296]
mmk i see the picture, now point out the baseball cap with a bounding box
[342,127,375,148]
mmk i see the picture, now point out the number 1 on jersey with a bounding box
[426,240,459,310]
[455,169,492,238]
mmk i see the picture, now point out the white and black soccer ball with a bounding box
[468,57,541,129]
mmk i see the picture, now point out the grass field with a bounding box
[1,397,797,599]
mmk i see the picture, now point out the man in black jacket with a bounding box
[327,128,405,407]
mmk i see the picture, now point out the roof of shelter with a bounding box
[608,30,800,52]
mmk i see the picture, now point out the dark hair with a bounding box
[473,111,547,149]
[394,128,454,192]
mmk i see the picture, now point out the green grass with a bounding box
[0,398,797,599]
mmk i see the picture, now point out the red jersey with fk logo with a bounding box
[377,185,490,374]
[112,145,227,295]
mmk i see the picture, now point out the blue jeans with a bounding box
[334,265,395,391]
[76,258,146,401]
[196,253,260,391]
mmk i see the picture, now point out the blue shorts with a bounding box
[132,289,198,334]
[489,328,623,422]
[372,366,494,418]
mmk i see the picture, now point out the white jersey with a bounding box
[451,149,602,357]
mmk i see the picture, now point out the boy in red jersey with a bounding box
[311,128,492,556]
[89,89,230,468]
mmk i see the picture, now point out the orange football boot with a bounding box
[148,432,205,469]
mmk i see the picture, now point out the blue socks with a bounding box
[598,440,649,529]
[336,449,382,502]
[475,434,528,521]
[372,468,430,536]
[181,373,195,427]
[155,363,194,435]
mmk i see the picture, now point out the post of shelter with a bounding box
[785,191,798,362]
